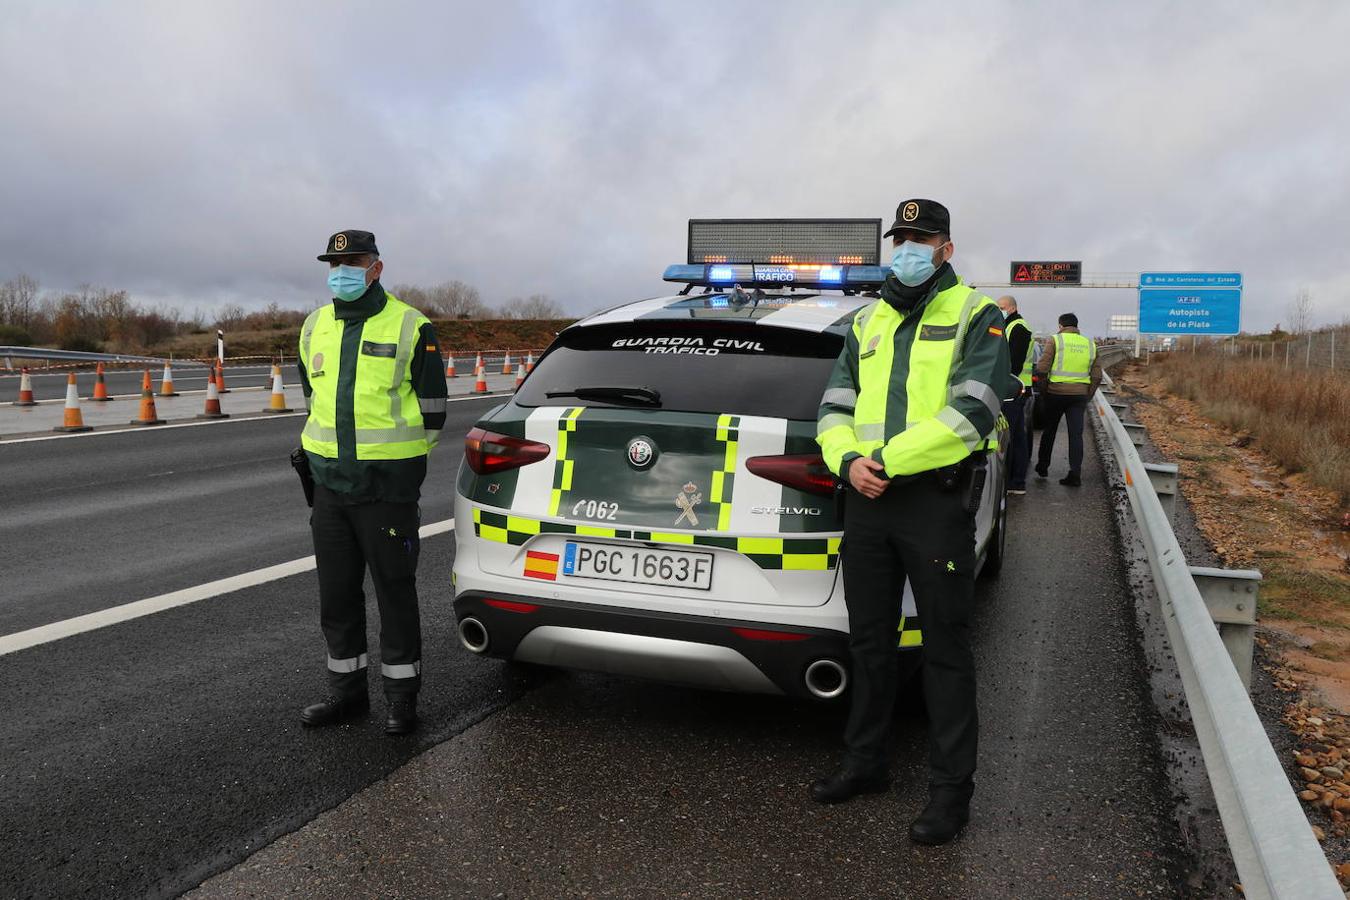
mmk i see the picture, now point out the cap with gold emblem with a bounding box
[883,199,950,238]
[317,229,380,261]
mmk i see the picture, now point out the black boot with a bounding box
[908,795,971,845]
[300,694,369,727]
[385,694,418,736]
[809,765,889,804]
[1034,463,1048,478]
[1059,473,1081,487]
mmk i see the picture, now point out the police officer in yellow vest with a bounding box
[297,229,447,735]
[1033,313,1102,487]
[814,199,1018,845]
[996,296,1034,493]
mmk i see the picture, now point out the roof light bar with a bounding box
[662,263,887,291]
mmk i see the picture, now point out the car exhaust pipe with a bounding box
[804,658,848,699]
[458,617,489,654]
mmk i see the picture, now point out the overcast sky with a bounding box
[2,1,1347,335]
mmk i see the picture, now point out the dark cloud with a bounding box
[1,0,1347,335]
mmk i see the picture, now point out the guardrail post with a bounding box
[1109,401,1129,417]
[1142,462,1178,523]
[1188,566,1261,691]
[1122,422,1147,447]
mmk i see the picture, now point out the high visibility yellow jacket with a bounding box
[1005,316,1034,386]
[816,270,1018,479]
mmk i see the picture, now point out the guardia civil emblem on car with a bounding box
[674,482,702,526]
[627,436,656,470]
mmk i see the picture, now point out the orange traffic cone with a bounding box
[514,362,525,390]
[501,351,512,375]
[90,362,112,401]
[445,352,457,378]
[525,351,535,373]
[14,367,36,406]
[130,370,166,426]
[215,361,229,393]
[473,352,484,377]
[158,361,179,397]
[474,363,488,394]
[53,373,92,432]
[264,363,293,413]
[196,370,229,419]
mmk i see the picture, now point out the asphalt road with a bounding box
[1,412,1198,898]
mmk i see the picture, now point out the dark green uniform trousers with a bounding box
[311,485,423,698]
[840,472,978,800]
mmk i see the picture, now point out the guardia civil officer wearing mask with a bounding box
[297,230,448,735]
[814,199,1017,845]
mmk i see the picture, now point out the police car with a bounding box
[453,219,1009,700]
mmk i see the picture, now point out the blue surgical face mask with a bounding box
[889,240,944,287]
[328,263,372,302]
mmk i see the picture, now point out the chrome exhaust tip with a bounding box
[458,617,489,654]
[804,658,848,699]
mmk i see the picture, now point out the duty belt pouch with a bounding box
[290,447,315,508]
[962,454,988,515]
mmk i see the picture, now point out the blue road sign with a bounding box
[1139,272,1242,288]
[1138,288,1242,334]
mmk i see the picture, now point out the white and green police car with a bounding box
[453,219,1008,700]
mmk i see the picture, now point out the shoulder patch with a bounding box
[988,326,1004,337]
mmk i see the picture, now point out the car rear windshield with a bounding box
[515,321,843,421]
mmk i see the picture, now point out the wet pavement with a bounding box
[188,430,1193,899]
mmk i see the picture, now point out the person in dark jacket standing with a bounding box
[296,229,448,735]
[996,296,1033,494]
[815,199,1018,845]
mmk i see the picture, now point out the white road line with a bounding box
[0,392,510,445]
[0,519,456,657]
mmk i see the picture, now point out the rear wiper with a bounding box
[545,386,662,407]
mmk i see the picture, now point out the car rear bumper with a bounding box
[453,591,851,700]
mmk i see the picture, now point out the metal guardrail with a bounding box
[1091,376,1340,899]
[0,346,190,368]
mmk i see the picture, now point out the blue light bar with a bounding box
[662,262,886,291]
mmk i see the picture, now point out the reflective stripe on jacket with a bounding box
[1005,317,1034,386]
[1049,332,1096,384]
[815,278,1017,479]
[299,293,431,460]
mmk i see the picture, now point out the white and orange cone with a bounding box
[215,361,229,393]
[130,369,166,426]
[90,362,112,402]
[53,373,92,432]
[514,362,525,390]
[501,351,512,375]
[445,352,457,378]
[264,363,293,413]
[474,362,488,394]
[158,361,179,397]
[196,370,229,419]
[525,351,535,373]
[473,352,484,377]
[14,367,36,406]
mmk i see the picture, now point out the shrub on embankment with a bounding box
[1153,351,1350,500]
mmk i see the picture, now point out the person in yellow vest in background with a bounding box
[996,296,1033,494]
[814,198,1019,845]
[1033,312,1102,487]
[296,229,448,735]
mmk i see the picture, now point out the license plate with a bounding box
[562,542,714,591]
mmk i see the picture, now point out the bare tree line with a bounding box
[0,273,567,353]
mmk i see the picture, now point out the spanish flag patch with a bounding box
[523,550,560,581]
[988,326,1004,336]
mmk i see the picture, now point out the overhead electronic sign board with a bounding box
[1010,261,1082,284]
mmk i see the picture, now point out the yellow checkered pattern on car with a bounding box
[471,508,839,570]
[548,406,584,515]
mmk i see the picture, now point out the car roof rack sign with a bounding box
[664,218,887,293]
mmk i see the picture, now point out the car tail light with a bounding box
[730,627,810,642]
[465,427,551,475]
[484,598,539,614]
[744,453,836,497]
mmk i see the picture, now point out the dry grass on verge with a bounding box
[1153,351,1350,501]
